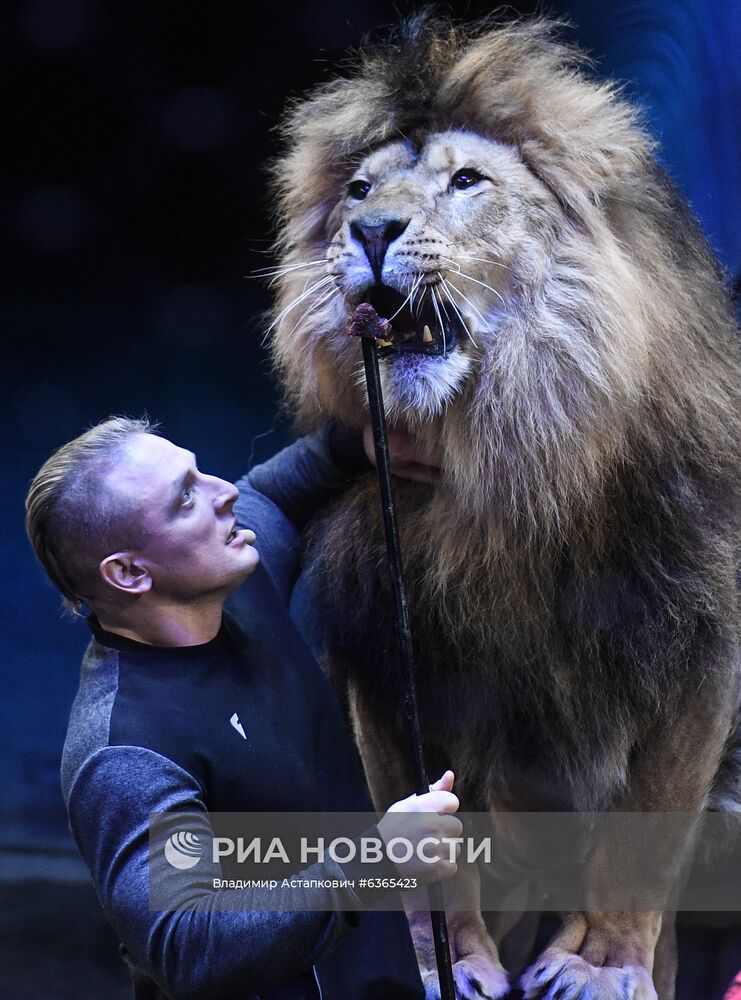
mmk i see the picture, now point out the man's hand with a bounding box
[377,770,461,883]
[363,425,441,484]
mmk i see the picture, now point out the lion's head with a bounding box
[269,15,739,539]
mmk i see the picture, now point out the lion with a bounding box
[267,14,741,1000]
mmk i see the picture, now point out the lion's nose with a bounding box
[350,217,410,283]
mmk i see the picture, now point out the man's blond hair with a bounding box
[26,416,156,613]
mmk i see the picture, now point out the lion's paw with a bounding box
[422,954,509,999]
[520,948,657,1000]
[412,912,508,999]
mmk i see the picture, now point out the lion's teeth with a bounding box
[422,325,433,343]
[377,338,393,348]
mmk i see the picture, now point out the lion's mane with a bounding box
[269,15,741,811]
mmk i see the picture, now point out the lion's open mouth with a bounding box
[360,284,459,357]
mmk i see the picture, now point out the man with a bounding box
[26,416,457,1000]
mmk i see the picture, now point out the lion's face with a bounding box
[272,17,738,532]
[327,130,556,418]
[271,19,660,451]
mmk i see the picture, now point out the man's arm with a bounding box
[67,745,459,1000]
[233,424,370,597]
[242,423,369,530]
[66,744,377,1000]
[234,423,440,597]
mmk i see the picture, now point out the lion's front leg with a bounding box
[520,911,660,1000]
[519,835,666,999]
[521,685,736,1000]
[348,683,508,999]
[406,861,509,1000]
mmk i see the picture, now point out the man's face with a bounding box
[106,433,259,601]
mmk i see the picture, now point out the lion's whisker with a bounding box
[435,286,450,324]
[261,275,334,345]
[250,259,330,279]
[447,267,506,307]
[444,277,492,333]
[251,263,330,290]
[440,279,479,348]
[388,274,424,322]
[430,288,447,357]
[443,253,509,270]
[286,283,339,339]
[440,258,462,275]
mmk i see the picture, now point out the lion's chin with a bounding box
[376,348,472,420]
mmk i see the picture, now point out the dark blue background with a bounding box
[2,1,739,995]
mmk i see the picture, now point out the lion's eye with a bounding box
[450,168,486,191]
[348,179,371,201]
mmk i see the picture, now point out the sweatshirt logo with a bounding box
[230,712,247,739]
[164,832,203,870]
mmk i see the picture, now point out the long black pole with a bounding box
[360,335,457,1000]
